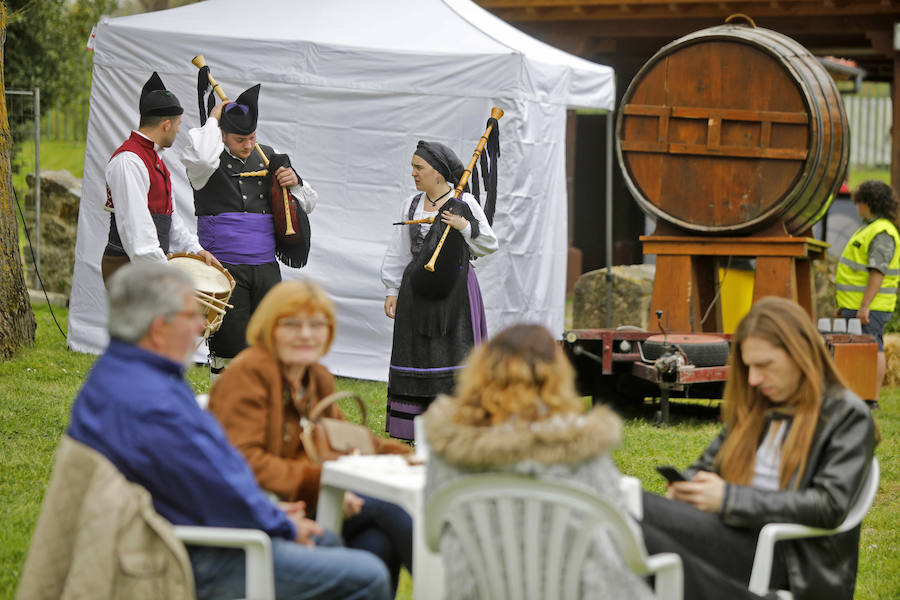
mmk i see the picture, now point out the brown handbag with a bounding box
[299,391,376,463]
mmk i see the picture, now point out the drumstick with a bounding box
[195,292,234,312]
[393,217,435,225]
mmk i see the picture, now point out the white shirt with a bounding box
[752,420,788,491]
[380,186,499,296]
[104,130,202,264]
[180,117,318,214]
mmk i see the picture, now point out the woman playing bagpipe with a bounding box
[381,119,500,440]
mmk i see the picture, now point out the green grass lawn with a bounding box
[2,138,897,597]
[2,303,899,598]
[847,168,891,187]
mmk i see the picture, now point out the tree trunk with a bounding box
[0,4,37,359]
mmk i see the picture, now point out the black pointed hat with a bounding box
[139,72,183,117]
[220,84,261,135]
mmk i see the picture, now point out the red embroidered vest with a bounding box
[103,132,174,257]
[104,132,173,215]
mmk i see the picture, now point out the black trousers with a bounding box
[209,261,281,360]
[641,490,788,600]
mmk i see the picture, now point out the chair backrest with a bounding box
[748,456,881,596]
[837,456,880,533]
[425,473,659,600]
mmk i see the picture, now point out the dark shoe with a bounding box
[865,399,880,411]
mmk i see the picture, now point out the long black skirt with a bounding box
[386,263,487,440]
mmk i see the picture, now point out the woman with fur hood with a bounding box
[423,323,655,599]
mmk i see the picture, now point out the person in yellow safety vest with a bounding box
[835,180,900,408]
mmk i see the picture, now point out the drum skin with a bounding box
[616,23,849,235]
[166,253,235,337]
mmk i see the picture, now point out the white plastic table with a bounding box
[316,454,442,600]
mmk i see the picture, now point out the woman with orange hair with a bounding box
[424,323,655,600]
[208,279,413,592]
[641,296,877,600]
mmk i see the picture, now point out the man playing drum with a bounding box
[100,72,220,283]
[181,83,318,378]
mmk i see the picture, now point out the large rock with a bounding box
[813,254,837,319]
[573,264,655,330]
[21,169,81,296]
[25,169,81,216]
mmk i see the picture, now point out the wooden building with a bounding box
[474,0,900,274]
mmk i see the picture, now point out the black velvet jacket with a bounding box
[687,385,876,600]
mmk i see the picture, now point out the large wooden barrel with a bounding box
[616,21,849,235]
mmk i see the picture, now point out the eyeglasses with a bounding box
[277,318,329,333]
[168,309,206,323]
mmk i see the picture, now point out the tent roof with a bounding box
[94,0,613,110]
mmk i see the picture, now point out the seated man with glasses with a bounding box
[67,263,391,600]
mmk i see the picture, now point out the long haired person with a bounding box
[641,296,877,600]
[424,323,655,600]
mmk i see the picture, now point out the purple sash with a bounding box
[197,213,275,265]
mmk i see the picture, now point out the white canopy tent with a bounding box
[68,0,615,380]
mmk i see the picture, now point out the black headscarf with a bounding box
[139,72,183,117]
[414,141,467,191]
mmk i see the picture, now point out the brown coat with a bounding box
[209,345,338,510]
[209,345,408,513]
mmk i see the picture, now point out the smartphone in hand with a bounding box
[656,465,688,483]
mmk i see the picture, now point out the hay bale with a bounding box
[884,334,900,388]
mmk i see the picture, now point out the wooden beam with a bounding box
[512,15,899,38]
[476,1,900,22]
[478,0,891,6]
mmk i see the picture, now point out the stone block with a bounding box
[573,264,655,330]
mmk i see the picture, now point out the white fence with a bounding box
[844,93,892,169]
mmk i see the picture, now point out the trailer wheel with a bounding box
[641,334,730,367]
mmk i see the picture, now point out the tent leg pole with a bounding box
[605,110,614,328]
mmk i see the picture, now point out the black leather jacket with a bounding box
[686,385,876,600]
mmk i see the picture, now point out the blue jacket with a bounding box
[67,340,295,540]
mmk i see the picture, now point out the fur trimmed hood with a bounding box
[423,395,623,469]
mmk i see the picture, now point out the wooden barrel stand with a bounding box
[642,231,828,332]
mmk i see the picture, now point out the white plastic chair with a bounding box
[173,526,275,600]
[748,457,880,599]
[426,473,683,600]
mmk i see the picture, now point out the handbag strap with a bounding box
[308,391,367,426]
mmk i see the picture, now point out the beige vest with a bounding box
[15,435,195,600]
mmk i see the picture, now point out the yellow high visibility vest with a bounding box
[835,218,900,312]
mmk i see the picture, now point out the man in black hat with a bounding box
[101,72,219,283]
[181,84,318,377]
